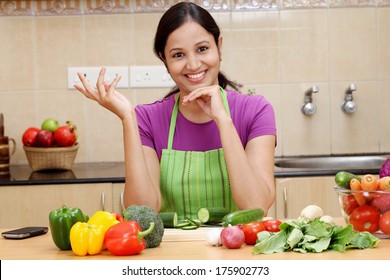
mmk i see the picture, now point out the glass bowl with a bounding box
[334,186,390,238]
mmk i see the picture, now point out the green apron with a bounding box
[160,89,238,221]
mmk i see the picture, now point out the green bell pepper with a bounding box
[49,205,89,250]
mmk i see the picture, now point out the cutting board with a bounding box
[162,226,220,242]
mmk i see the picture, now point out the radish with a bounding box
[220,225,245,249]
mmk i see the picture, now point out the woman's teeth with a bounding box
[187,71,205,79]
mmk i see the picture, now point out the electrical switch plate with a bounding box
[130,65,175,88]
[67,66,129,89]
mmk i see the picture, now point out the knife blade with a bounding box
[0,113,4,137]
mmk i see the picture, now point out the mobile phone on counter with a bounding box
[1,226,48,239]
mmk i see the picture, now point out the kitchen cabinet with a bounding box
[274,176,341,219]
[112,183,125,213]
[0,183,113,228]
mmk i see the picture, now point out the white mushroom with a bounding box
[299,205,324,221]
[320,215,334,224]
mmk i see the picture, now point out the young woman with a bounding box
[75,2,277,220]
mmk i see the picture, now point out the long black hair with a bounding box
[153,2,240,97]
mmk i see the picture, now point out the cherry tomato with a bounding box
[241,222,265,245]
[379,210,390,234]
[349,205,380,232]
[342,195,359,215]
[262,219,282,232]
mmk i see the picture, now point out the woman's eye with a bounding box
[173,52,184,58]
[198,46,208,52]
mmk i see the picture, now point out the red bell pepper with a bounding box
[112,212,124,222]
[104,221,155,256]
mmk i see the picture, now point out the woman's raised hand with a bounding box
[74,67,134,121]
[182,85,229,121]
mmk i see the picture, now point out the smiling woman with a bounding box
[74,2,277,221]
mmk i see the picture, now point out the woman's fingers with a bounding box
[96,67,107,96]
[75,72,97,100]
[107,74,121,94]
[183,86,219,103]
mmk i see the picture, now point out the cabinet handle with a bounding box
[101,192,105,211]
[283,187,288,219]
[120,192,124,212]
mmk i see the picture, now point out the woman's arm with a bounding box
[217,117,276,213]
[74,67,161,212]
[122,113,161,211]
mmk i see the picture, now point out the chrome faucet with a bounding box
[342,84,357,114]
[301,85,319,116]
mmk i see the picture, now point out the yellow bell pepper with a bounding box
[87,211,120,233]
[70,211,120,256]
[70,222,105,256]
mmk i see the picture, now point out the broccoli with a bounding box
[123,205,164,248]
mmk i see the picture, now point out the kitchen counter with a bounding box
[0,162,126,186]
[0,219,389,260]
[1,156,385,186]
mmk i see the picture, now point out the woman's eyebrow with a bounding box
[168,40,211,54]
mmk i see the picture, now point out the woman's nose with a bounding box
[186,53,201,70]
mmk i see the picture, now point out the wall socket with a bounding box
[67,66,129,89]
[130,65,175,88]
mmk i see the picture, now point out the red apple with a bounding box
[22,127,40,147]
[34,130,53,147]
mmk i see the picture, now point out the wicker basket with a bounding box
[23,143,79,171]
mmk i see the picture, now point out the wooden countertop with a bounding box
[1,220,389,260]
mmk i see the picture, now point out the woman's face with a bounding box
[163,20,222,95]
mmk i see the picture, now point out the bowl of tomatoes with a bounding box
[334,172,390,238]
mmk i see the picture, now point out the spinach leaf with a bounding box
[252,218,379,255]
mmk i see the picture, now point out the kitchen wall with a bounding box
[1,0,389,165]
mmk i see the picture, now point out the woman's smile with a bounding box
[185,70,207,82]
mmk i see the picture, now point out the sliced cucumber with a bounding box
[197,207,230,224]
[159,212,178,228]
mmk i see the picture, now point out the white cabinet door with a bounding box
[275,177,340,219]
[0,183,113,228]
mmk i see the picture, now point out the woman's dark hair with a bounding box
[153,2,240,97]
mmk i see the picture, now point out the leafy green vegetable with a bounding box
[252,218,379,255]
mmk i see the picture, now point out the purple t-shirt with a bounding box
[135,89,276,160]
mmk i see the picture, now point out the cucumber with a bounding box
[159,212,178,228]
[221,208,265,227]
[197,207,230,224]
[335,171,361,189]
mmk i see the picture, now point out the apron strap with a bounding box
[167,87,230,150]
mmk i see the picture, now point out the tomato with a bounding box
[349,205,380,232]
[262,219,282,232]
[241,222,265,245]
[342,195,359,215]
[379,211,390,234]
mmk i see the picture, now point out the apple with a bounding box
[53,123,77,147]
[41,117,59,133]
[34,130,53,147]
[22,127,40,147]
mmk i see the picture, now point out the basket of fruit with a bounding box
[22,118,79,171]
